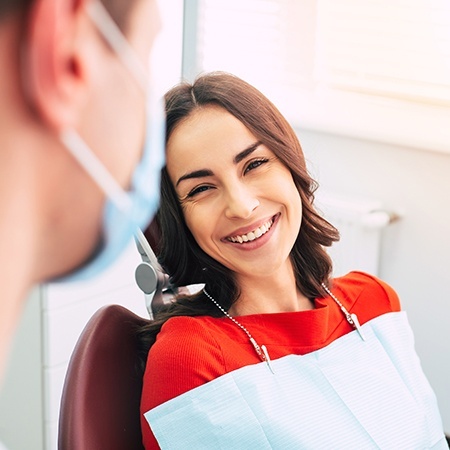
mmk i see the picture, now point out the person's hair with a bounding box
[137,72,339,362]
[0,0,31,19]
[0,0,137,32]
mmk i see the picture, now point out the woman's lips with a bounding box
[223,214,280,247]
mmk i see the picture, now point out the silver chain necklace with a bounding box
[320,283,366,341]
[203,283,365,374]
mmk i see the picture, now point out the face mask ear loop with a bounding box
[60,128,132,214]
[61,127,165,272]
[64,1,152,214]
[86,0,148,92]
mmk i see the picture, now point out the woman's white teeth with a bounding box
[228,219,273,243]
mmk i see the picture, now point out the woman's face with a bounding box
[166,105,302,280]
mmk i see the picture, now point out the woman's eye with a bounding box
[244,158,269,174]
[187,185,211,198]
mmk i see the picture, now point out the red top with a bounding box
[140,271,401,449]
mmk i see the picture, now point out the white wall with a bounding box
[0,288,44,450]
[299,127,450,433]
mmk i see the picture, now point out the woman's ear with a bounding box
[23,0,88,130]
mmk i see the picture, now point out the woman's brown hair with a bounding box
[138,72,339,362]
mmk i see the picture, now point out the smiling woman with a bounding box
[138,72,447,450]
[157,72,339,300]
[167,105,304,299]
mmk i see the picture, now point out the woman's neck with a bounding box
[229,263,314,316]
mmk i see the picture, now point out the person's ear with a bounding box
[23,0,89,130]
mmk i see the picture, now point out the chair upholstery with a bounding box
[58,305,150,450]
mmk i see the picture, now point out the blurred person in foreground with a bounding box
[0,0,164,400]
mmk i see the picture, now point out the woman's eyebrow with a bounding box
[176,169,213,187]
[233,141,262,164]
[176,141,262,187]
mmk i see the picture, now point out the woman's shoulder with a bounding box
[155,314,222,343]
[142,315,227,413]
[333,271,401,314]
[149,315,224,362]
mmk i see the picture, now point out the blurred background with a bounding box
[1,1,449,448]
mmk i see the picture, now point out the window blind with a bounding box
[315,0,450,105]
[196,0,312,98]
[195,0,450,105]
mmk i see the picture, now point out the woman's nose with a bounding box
[224,183,260,219]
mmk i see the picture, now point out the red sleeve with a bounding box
[366,273,401,312]
[140,316,226,449]
[338,271,401,323]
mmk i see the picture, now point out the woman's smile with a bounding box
[223,213,280,250]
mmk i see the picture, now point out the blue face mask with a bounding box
[54,1,165,283]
